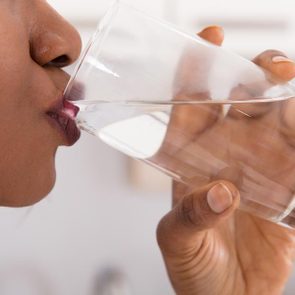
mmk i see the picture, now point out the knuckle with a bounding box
[178,194,210,228]
[156,215,171,249]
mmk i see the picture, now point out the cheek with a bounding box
[0,25,61,206]
[0,77,59,207]
[0,111,59,206]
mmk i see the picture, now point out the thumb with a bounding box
[157,181,240,255]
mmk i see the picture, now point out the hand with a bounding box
[157,26,295,295]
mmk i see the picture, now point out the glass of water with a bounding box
[64,0,295,228]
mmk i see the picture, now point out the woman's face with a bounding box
[0,0,82,207]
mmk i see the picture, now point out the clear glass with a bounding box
[64,0,295,228]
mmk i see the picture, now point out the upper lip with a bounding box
[46,93,79,120]
[45,93,80,145]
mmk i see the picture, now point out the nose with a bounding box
[30,2,82,68]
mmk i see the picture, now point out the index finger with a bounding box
[163,26,225,153]
[159,26,225,205]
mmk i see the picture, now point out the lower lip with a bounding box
[46,115,81,146]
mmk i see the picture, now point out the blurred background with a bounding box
[0,0,295,294]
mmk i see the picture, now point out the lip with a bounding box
[46,98,81,146]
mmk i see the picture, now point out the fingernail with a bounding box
[202,25,223,32]
[272,56,294,64]
[207,183,233,214]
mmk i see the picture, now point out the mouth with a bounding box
[46,98,81,146]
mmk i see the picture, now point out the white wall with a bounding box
[49,0,295,58]
[0,133,174,295]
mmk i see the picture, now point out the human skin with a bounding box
[0,0,81,206]
[2,1,295,294]
[157,27,295,295]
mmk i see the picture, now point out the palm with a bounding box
[156,27,295,295]
[168,101,295,294]
[195,210,295,295]
[170,175,295,295]
[234,212,295,294]
[174,100,295,218]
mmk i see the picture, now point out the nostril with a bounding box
[48,55,70,67]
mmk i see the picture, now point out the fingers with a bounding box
[227,50,295,119]
[156,26,225,154]
[253,50,295,145]
[198,25,224,46]
[171,25,225,131]
[280,97,295,147]
[173,25,225,96]
[157,181,240,255]
[253,50,295,82]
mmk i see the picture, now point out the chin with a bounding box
[0,165,57,208]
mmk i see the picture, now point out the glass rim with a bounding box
[64,0,122,97]
[63,0,215,99]
[64,0,295,104]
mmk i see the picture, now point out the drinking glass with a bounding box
[64,0,295,228]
